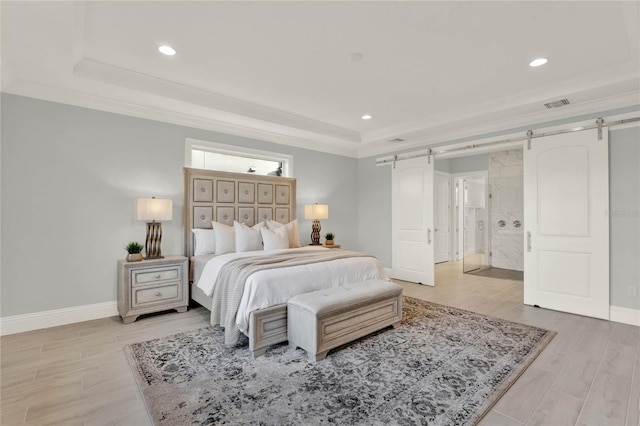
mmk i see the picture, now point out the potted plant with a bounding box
[324,232,335,246]
[125,242,144,262]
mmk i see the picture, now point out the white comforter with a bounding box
[196,246,387,333]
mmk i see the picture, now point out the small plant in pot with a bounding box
[125,242,144,262]
[324,232,335,246]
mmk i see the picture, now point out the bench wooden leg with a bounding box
[251,347,267,358]
[311,351,328,362]
[391,321,401,329]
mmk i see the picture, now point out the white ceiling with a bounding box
[2,1,639,157]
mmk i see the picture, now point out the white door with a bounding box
[434,173,451,263]
[524,128,609,319]
[391,156,435,285]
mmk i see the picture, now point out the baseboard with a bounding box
[609,306,640,327]
[0,301,118,336]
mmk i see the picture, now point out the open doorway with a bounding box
[434,150,524,282]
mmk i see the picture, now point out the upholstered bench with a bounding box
[287,280,403,362]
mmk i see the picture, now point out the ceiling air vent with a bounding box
[388,138,405,143]
[544,98,571,109]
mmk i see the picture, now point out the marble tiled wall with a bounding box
[489,150,524,271]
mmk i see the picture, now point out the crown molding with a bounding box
[3,79,360,158]
[74,58,360,145]
[3,74,638,162]
[356,90,640,159]
[360,65,640,145]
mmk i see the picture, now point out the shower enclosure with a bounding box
[457,176,488,273]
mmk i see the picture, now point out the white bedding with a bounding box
[196,246,387,333]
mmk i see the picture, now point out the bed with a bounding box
[183,167,386,356]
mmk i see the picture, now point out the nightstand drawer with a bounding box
[133,283,180,307]
[132,266,181,285]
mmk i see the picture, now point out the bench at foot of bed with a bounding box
[287,280,403,362]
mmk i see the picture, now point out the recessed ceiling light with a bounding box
[158,45,176,56]
[361,114,372,120]
[350,53,364,62]
[529,58,548,67]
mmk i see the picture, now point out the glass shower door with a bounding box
[463,179,485,273]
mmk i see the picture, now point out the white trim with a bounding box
[4,79,360,158]
[357,91,640,158]
[609,306,640,327]
[375,111,640,164]
[0,301,118,336]
[185,138,294,177]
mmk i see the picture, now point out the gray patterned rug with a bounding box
[125,297,554,425]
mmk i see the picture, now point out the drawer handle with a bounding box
[244,190,249,195]
[224,189,228,194]
[154,274,161,279]
[200,187,206,192]
[155,292,161,297]
[200,214,205,220]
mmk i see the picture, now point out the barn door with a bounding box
[391,156,435,285]
[524,128,609,319]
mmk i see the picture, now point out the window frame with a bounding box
[185,138,294,177]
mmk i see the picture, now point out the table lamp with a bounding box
[136,197,172,259]
[304,203,328,245]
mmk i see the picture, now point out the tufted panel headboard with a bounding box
[183,167,297,258]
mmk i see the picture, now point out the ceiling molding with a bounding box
[356,90,640,159]
[3,79,360,158]
[74,58,360,145]
[360,65,640,145]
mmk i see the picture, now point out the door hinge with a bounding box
[489,194,492,199]
[527,130,533,150]
[489,251,492,257]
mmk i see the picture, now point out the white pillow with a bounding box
[212,221,235,255]
[260,226,289,250]
[192,229,216,256]
[266,219,301,248]
[234,221,265,252]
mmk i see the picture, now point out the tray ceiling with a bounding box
[2,1,639,157]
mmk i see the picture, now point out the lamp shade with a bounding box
[304,204,328,220]
[136,198,173,221]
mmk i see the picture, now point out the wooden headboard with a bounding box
[183,167,297,257]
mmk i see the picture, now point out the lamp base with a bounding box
[310,220,321,245]
[144,221,164,259]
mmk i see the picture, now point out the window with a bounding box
[185,138,293,177]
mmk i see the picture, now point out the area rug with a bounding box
[125,297,554,425]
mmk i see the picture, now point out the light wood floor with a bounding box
[1,261,638,425]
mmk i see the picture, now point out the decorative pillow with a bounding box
[234,221,265,252]
[212,221,235,255]
[191,229,216,256]
[260,226,289,250]
[266,219,301,248]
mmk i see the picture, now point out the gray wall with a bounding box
[357,116,640,310]
[609,126,640,309]
[449,154,488,174]
[1,94,358,317]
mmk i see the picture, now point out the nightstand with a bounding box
[324,244,341,249]
[117,256,188,324]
